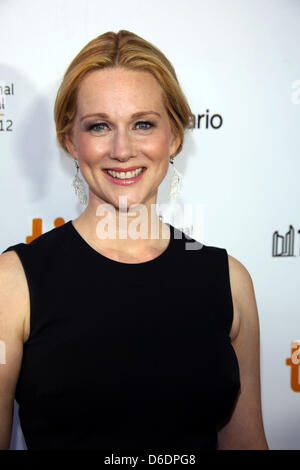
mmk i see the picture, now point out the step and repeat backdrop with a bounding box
[1,0,299,450]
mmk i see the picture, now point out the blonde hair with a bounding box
[54,30,193,156]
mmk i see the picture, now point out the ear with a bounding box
[65,132,78,159]
[170,131,182,157]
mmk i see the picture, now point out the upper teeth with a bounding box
[107,168,144,179]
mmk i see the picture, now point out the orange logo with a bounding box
[286,341,300,392]
[26,217,65,243]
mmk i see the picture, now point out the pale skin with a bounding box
[0,67,268,449]
[66,67,181,261]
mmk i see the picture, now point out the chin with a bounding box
[118,199,145,212]
[113,191,147,208]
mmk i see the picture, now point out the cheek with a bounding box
[142,133,171,160]
[75,133,104,163]
[74,128,171,162]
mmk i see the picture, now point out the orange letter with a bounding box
[54,217,65,228]
[26,218,42,243]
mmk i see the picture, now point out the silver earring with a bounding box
[168,156,183,200]
[72,160,88,205]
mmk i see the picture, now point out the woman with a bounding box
[0,30,268,450]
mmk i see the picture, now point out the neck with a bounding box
[73,194,169,254]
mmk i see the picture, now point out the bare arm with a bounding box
[0,251,28,450]
[217,255,269,450]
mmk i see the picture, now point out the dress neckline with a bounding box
[66,220,175,268]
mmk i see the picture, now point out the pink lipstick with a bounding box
[102,167,147,186]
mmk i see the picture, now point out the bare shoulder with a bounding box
[227,254,254,292]
[227,254,257,341]
[0,251,30,449]
[227,254,257,314]
[0,251,30,344]
[0,250,27,288]
[218,254,268,449]
[0,251,24,292]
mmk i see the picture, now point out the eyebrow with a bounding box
[79,111,162,122]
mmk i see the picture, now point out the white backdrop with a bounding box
[1,0,299,450]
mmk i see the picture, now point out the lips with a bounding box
[104,166,145,172]
[103,166,146,185]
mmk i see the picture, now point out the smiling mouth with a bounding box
[104,167,146,179]
[103,167,147,185]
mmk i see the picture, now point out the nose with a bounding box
[110,128,136,162]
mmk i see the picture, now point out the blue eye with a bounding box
[136,121,153,130]
[88,122,107,131]
[87,120,154,132]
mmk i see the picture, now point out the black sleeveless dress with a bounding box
[3,221,240,450]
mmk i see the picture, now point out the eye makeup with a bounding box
[84,120,156,133]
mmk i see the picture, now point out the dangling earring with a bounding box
[168,156,183,200]
[72,160,88,205]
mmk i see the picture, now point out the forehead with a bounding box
[76,67,165,115]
